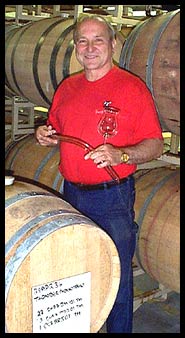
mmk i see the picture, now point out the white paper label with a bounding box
[32,272,91,333]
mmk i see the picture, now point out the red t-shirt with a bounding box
[47,66,163,184]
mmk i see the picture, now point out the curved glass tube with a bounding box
[51,134,120,182]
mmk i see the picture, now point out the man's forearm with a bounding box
[120,138,164,164]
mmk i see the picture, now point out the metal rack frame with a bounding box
[5,5,141,27]
[10,96,35,141]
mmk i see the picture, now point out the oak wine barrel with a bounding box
[134,166,180,293]
[5,133,63,193]
[119,10,180,135]
[5,178,120,333]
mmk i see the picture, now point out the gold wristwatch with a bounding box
[120,152,129,164]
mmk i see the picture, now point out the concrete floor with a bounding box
[133,271,180,333]
[132,290,180,333]
[99,271,180,333]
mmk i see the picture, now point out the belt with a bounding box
[70,175,131,191]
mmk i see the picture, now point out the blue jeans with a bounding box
[62,175,138,333]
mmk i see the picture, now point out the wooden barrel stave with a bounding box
[134,167,180,293]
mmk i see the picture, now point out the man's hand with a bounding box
[84,144,121,168]
[35,125,58,146]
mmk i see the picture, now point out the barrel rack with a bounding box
[5,96,35,141]
[6,5,141,27]
[133,264,171,312]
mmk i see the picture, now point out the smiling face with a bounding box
[74,18,116,80]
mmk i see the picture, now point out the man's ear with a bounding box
[112,38,117,53]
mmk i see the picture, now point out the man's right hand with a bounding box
[35,125,58,146]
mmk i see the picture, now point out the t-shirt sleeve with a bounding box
[46,83,64,133]
[133,81,163,143]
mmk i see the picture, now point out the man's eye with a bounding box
[78,39,87,44]
[95,38,104,43]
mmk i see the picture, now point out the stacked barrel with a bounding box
[119,10,180,136]
[134,167,180,293]
[5,178,120,333]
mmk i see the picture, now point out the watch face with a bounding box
[121,153,129,163]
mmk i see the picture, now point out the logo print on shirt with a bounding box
[96,101,120,143]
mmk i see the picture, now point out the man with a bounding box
[35,15,163,333]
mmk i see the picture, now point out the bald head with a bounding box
[73,15,116,44]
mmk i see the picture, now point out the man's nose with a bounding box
[86,41,94,51]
